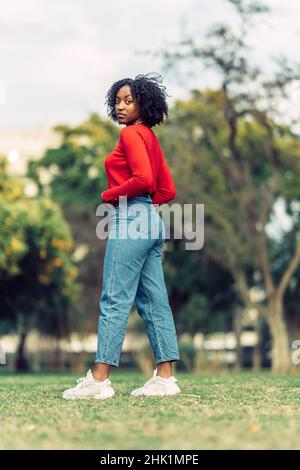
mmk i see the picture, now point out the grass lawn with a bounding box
[0,370,300,450]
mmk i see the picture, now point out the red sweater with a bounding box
[101,123,176,205]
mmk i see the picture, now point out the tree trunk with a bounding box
[252,316,262,371]
[267,298,291,374]
[54,338,62,371]
[15,327,29,371]
[233,307,243,370]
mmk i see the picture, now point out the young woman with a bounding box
[63,73,181,400]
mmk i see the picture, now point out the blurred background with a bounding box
[1,0,300,376]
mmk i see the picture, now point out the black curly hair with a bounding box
[104,72,170,128]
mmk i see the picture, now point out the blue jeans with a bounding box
[95,194,180,367]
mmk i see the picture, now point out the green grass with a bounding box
[0,370,300,450]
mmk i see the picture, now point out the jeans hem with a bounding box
[156,357,180,365]
[95,359,119,367]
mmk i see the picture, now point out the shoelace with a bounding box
[143,376,176,388]
[75,376,111,389]
[74,377,89,389]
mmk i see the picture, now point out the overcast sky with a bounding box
[0,0,299,129]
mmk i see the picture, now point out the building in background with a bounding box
[0,128,61,175]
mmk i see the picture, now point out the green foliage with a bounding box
[177,294,210,334]
[162,88,300,269]
[27,113,119,209]
[0,156,79,337]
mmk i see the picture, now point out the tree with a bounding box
[141,0,300,373]
[0,157,79,370]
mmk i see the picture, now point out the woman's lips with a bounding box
[117,114,126,118]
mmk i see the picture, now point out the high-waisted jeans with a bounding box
[95,194,180,367]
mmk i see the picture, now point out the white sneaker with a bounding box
[62,369,115,400]
[130,369,181,397]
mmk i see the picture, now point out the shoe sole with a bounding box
[63,392,115,400]
[130,390,181,397]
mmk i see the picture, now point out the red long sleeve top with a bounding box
[101,123,176,205]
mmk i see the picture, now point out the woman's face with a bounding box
[115,85,142,126]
